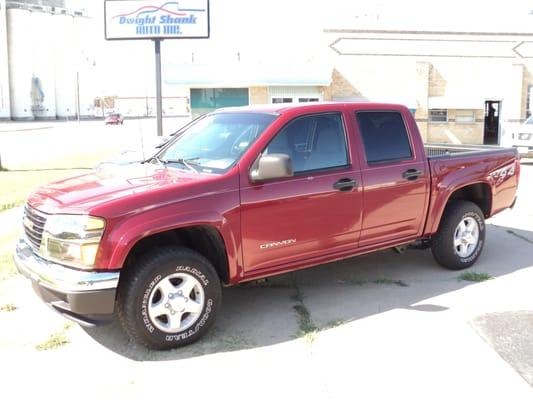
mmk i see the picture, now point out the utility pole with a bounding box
[154,39,163,137]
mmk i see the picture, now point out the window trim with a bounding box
[251,111,351,181]
[454,109,476,124]
[429,109,448,123]
[355,110,415,166]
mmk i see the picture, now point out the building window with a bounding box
[272,98,293,104]
[429,109,448,123]
[455,109,475,123]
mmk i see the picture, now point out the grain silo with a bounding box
[6,7,33,119]
[31,10,56,119]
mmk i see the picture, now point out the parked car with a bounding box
[14,102,520,350]
[511,115,533,155]
[105,113,124,125]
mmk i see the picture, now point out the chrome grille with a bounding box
[23,205,47,253]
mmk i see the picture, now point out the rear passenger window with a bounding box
[356,112,413,164]
[265,113,348,173]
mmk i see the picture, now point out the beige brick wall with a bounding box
[427,109,484,144]
[249,86,268,105]
[320,85,332,101]
[415,62,430,142]
[522,67,532,120]
[329,69,361,100]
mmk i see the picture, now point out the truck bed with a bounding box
[425,143,509,158]
[424,144,520,235]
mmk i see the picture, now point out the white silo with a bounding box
[53,12,76,118]
[74,15,96,118]
[0,0,10,120]
[31,10,56,119]
[7,7,34,120]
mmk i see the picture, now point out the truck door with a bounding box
[354,110,429,247]
[240,112,363,275]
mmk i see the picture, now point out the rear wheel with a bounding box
[431,200,485,270]
[117,247,221,350]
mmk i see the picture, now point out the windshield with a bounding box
[526,116,533,125]
[156,112,277,174]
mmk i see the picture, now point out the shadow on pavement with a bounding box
[83,223,533,361]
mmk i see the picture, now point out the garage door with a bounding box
[268,86,322,104]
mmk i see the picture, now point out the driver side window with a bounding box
[265,113,348,173]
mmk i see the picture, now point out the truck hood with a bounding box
[27,163,215,215]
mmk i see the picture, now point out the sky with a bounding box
[65,0,533,96]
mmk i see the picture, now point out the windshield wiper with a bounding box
[162,157,200,174]
[143,155,167,167]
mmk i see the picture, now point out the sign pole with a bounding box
[155,39,163,137]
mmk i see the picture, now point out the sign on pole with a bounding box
[104,0,210,137]
[105,0,210,40]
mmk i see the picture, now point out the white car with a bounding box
[512,116,533,155]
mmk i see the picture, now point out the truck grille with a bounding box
[23,205,48,253]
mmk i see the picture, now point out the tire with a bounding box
[117,246,221,350]
[431,200,485,270]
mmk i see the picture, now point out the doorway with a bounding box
[483,100,501,145]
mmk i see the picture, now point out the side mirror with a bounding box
[250,154,293,182]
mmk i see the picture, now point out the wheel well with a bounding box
[447,183,491,217]
[122,225,230,284]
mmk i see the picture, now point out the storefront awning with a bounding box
[163,63,332,87]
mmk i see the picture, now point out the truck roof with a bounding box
[215,102,408,115]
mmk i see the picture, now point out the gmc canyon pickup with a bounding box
[14,102,520,349]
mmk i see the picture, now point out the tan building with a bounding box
[163,27,533,145]
[322,29,533,145]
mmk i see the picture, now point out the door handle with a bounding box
[402,169,423,181]
[333,178,357,191]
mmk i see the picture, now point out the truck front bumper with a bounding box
[13,239,120,326]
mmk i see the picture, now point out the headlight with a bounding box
[40,214,106,269]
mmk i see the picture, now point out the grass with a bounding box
[291,284,318,343]
[0,229,20,281]
[458,271,493,282]
[0,169,88,212]
[372,276,410,286]
[348,278,368,286]
[293,304,317,342]
[343,276,409,287]
[0,303,16,312]
[35,322,73,351]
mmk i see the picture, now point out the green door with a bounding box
[190,88,249,116]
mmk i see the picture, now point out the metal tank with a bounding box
[53,13,76,118]
[74,15,96,118]
[7,7,33,120]
[0,0,10,119]
[31,11,56,119]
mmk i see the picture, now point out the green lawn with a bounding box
[0,169,88,212]
[0,168,88,280]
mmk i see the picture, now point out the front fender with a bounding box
[95,194,242,281]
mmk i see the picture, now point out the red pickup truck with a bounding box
[14,102,520,350]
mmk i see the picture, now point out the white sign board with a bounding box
[105,0,209,40]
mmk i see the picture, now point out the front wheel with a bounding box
[431,200,485,270]
[117,247,221,350]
